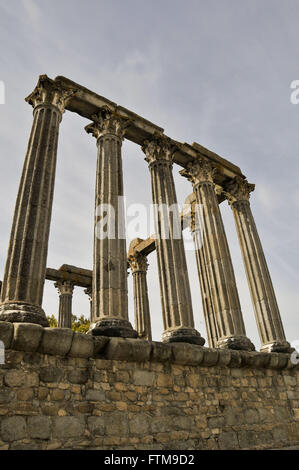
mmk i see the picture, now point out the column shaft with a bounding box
[181,159,254,350]
[192,227,218,348]
[85,108,136,338]
[142,136,204,345]
[55,281,74,329]
[128,247,152,341]
[0,75,71,326]
[225,177,291,352]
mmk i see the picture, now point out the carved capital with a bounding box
[142,134,177,167]
[54,280,74,296]
[128,253,149,273]
[85,106,130,140]
[180,158,217,187]
[25,75,76,114]
[223,176,255,206]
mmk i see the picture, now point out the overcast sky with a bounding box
[0,0,298,348]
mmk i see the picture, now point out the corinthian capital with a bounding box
[85,106,130,140]
[25,75,76,114]
[142,134,177,167]
[180,157,216,187]
[223,176,255,205]
[128,253,149,274]
[54,280,74,296]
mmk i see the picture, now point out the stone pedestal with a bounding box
[181,159,254,351]
[85,108,137,338]
[0,75,73,326]
[142,135,205,345]
[223,177,291,353]
[128,241,152,341]
[55,281,74,328]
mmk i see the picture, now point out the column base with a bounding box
[260,340,293,353]
[217,335,255,351]
[162,327,205,346]
[89,318,138,338]
[0,302,49,327]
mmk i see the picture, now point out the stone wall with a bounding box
[0,322,298,450]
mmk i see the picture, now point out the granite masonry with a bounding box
[0,323,298,450]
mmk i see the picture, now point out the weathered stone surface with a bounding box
[171,343,203,365]
[40,367,63,383]
[12,323,44,352]
[218,431,239,449]
[201,348,219,366]
[39,328,73,356]
[0,338,298,450]
[0,321,13,348]
[53,416,84,438]
[151,341,173,362]
[69,332,94,358]
[86,389,105,401]
[104,338,152,362]
[4,370,26,387]
[68,369,89,384]
[133,370,155,386]
[0,390,15,404]
[1,416,26,442]
[87,416,105,436]
[27,416,51,439]
[268,353,289,370]
[93,336,109,356]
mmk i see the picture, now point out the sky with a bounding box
[0,0,298,348]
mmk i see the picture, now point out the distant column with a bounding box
[181,159,254,351]
[0,75,74,326]
[128,242,152,341]
[55,281,74,329]
[142,135,205,345]
[223,177,291,353]
[85,108,137,338]
[84,287,93,320]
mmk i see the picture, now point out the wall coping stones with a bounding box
[0,321,298,371]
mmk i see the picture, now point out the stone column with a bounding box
[188,204,218,348]
[142,135,204,345]
[55,281,74,328]
[84,287,92,320]
[85,108,137,338]
[223,177,291,353]
[181,159,254,351]
[0,75,74,326]
[128,241,152,341]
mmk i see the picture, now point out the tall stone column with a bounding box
[223,177,291,353]
[85,108,137,338]
[188,205,218,348]
[84,287,92,320]
[181,159,254,351]
[55,280,74,329]
[142,135,205,345]
[0,75,74,326]
[128,241,152,341]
